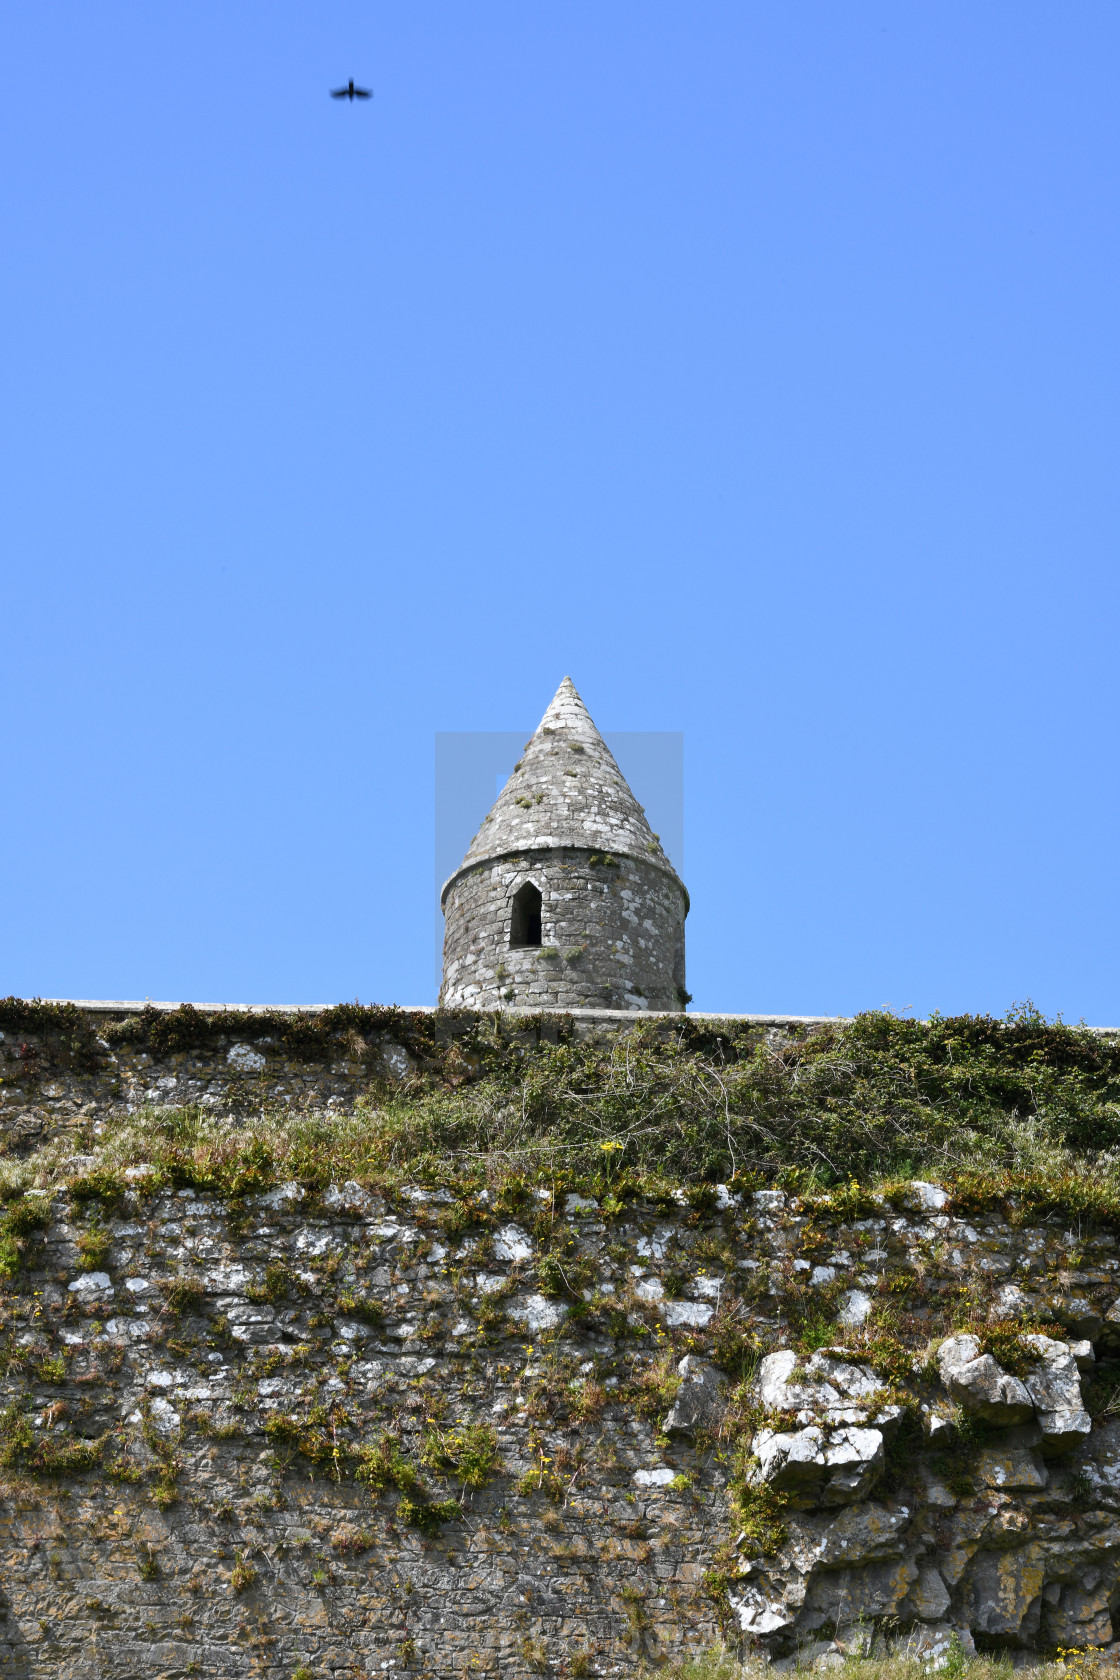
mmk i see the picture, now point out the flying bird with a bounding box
[330,80,372,102]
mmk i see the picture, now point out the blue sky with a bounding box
[2,3,1118,1021]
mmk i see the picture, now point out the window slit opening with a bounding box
[510,882,543,947]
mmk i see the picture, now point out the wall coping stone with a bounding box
[21,998,1120,1032]
[26,997,844,1024]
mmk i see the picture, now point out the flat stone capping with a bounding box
[21,1000,1120,1033]
[31,998,843,1025]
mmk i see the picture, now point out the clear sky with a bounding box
[3,3,1118,1022]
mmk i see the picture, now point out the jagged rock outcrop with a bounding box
[751,1350,905,1509]
[731,1333,1119,1660]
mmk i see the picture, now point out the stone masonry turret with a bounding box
[439,678,689,1011]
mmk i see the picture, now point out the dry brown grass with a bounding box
[651,1650,1115,1680]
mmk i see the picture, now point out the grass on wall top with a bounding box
[2,999,1120,1219]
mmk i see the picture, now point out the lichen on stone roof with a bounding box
[458,677,681,882]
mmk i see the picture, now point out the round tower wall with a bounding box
[440,849,687,1011]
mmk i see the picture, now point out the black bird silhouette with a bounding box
[330,80,372,101]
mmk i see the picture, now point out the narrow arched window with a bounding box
[510,882,543,947]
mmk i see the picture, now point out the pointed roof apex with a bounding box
[449,679,684,895]
[538,675,597,735]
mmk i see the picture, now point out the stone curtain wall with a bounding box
[440,851,688,1012]
[3,1008,1120,1675]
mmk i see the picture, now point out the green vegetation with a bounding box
[0,998,104,1073]
[0,1402,102,1477]
[263,1405,344,1467]
[230,1554,258,1592]
[419,1421,501,1489]
[76,1222,112,1272]
[248,1261,305,1305]
[5,1003,1120,1223]
[96,1001,466,1063]
[396,1493,460,1533]
[975,1324,1061,1377]
[159,1276,208,1318]
[335,1291,384,1326]
[0,1194,51,1278]
[136,1545,160,1581]
[726,1479,789,1557]
[204,1002,1120,1200]
[354,1434,422,1495]
[353,1434,465,1531]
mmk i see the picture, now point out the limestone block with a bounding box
[836,1289,873,1327]
[1080,1461,1120,1509]
[1078,1427,1120,1508]
[662,1355,727,1439]
[900,1563,952,1622]
[937,1334,1033,1424]
[938,1503,1001,1586]
[906,1182,950,1212]
[1048,1297,1105,1342]
[227,1043,266,1072]
[791,1501,913,1571]
[990,1283,1038,1321]
[755,1425,829,1498]
[956,1547,1046,1643]
[145,1396,180,1435]
[508,1294,566,1333]
[754,1424,885,1507]
[800,1557,919,1630]
[729,1585,797,1637]
[662,1300,713,1328]
[225,1301,277,1344]
[321,1181,374,1214]
[770,1639,844,1672]
[68,1271,112,1299]
[754,1190,787,1214]
[564,1194,598,1214]
[756,1349,889,1425]
[1042,1577,1115,1649]
[1021,1335,1092,1450]
[974,1446,1047,1489]
[492,1224,533,1263]
[256,1180,304,1210]
[821,1429,889,1505]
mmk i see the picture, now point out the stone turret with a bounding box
[439,678,689,1011]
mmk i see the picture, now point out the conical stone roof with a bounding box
[447,678,685,899]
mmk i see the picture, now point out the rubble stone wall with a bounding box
[1,1007,1120,1677]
